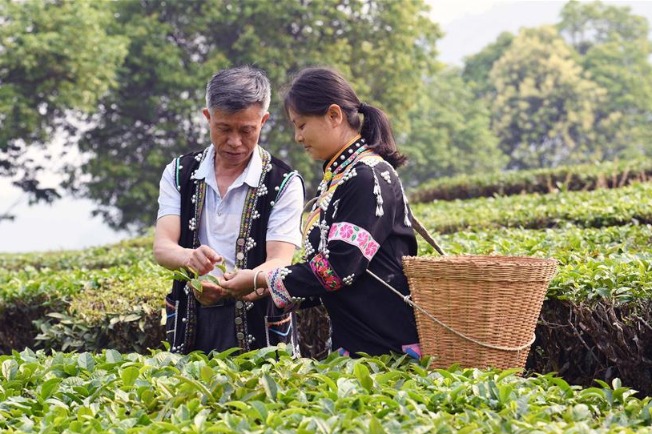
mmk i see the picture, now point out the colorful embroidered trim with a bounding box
[328,222,380,262]
[275,170,299,202]
[309,252,343,291]
[268,268,294,309]
[337,347,350,357]
[235,147,271,270]
[402,343,422,360]
[302,139,372,242]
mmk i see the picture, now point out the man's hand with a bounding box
[192,280,229,306]
[185,245,223,276]
[242,289,268,302]
[220,269,258,299]
[223,270,269,301]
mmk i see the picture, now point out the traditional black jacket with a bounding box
[267,137,420,356]
[165,146,300,354]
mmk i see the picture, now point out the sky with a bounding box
[2,0,652,253]
[431,0,652,65]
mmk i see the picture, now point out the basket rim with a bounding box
[403,254,557,265]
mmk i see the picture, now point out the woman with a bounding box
[220,67,420,357]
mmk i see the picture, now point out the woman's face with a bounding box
[288,108,339,162]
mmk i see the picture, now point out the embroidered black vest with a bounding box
[166,146,300,354]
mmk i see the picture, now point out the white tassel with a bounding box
[372,169,384,217]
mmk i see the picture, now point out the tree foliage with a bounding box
[464,1,652,170]
[402,68,505,185]
[461,31,514,99]
[5,0,652,232]
[558,0,652,160]
[71,0,441,231]
[0,0,128,203]
[488,26,606,169]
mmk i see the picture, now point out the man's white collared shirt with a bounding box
[157,145,303,273]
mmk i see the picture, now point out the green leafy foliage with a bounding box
[410,158,652,203]
[0,235,153,272]
[401,67,505,187]
[559,1,652,160]
[70,0,441,231]
[31,260,168,353]
[0,348,650,431]
[461,1,652,172]
[0,238,169,354]
[412,181,652,234]
[171,262,228,294]
[0,0,128,203]
[489,26,606,169]
[421,224,652,303]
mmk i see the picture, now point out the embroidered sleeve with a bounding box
[269,163,403,299]
[314,165,391,287]
[267,267,297,309]
[328,222,380,261]
[309,252,344,291]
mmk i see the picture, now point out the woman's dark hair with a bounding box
[283,67,407,168]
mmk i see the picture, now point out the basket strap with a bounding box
[409,213,446,256]
[366,270,535,352]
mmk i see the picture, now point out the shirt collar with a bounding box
[192,145,262,190]
[242,145,263,187]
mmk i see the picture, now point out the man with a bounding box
[154,65,304,354]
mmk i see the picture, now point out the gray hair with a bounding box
[205,65,271,113]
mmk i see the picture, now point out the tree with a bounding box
[0,0,128,209]
[488,26,606,170]
[402,67,505,185]
[558,0,649,55]
[558,0,652,160]
[462,31,514,99]
[70,0,441,231]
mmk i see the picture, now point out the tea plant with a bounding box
[170,261,228,293]
[411,158,652,203]
[0,348,650,432]
[412,182,652,234]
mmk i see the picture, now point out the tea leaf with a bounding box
[120,366,140,387]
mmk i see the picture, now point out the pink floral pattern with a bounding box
[328,222,380,262]
[310,252,343,291]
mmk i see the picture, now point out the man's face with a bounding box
[202,105,269,168]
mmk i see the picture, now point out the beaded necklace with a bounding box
[302,136,372,245]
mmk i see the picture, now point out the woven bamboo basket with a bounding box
[402,255,557,370]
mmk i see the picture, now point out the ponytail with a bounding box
[358,102,407,169]
[284,67,408,168]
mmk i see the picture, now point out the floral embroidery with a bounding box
[309,252,343,291]
[356,230,369,246]
[364,242,379,258]
[328,222,380,262]
[339,224,354,238]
